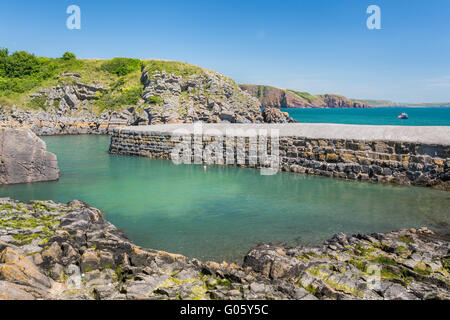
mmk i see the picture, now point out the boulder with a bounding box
[0,128,59,184]
[0,247,51,290]
[0,281,35,300]
[262,107,297,123]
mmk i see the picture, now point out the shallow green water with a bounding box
[1,135,449,262]
[283,107,450,126]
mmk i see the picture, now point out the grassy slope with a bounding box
[0,56,142,112]
[0,50,243,114]
[287,89,318,103]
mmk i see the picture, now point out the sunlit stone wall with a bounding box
[109,126,450,190]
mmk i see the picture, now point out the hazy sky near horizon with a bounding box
[1,0,450,103]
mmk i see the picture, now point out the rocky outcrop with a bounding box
[244,228,450,300]
[141,69,263,124]
[240,84,369,109]
[262,107,297,123]
[0,68,270,135]
[0,199,448,300]
[0,79,132,135]
[0,128,59,184]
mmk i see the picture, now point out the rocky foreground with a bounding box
[0,199,448,300]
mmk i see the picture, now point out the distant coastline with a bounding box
[355,99,450,108]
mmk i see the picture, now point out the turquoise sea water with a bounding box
[1,135,449,262]
[282,107,450,126]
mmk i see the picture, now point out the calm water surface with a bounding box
[283,107,450,126]
[1,135,449,262]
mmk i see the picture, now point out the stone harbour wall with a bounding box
[109,124,450,190]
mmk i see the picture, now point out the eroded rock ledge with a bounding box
[0,199,448,300]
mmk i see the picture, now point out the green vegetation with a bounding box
[144,60,206,78]
[205,277,232,290]
[397,235,414,245]
[442,258,450,273]
[28,95,48,110]
[101,58,142,76]
[0,48,145,112]
[0,48,234,113]
[349,258,367,272]
[288,90,317,103]
[62,52,76,61]
[146,95,164,105]
[370,256,397,266]
[0,48,85,100]
[95,86,143,112]
[353,243,375,257]
[257,85,265,98]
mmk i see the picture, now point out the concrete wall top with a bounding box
[113,123,450,146]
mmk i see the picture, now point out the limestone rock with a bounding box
[0,280,35,300]
[0,128,59,184]
[0,247,51,291]
[262,107,297,123]
[141,70,264,125]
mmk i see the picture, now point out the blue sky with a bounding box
[1,0,450,103]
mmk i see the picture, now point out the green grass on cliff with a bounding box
[0,48,240,113]
[143,60,207,78]
[0,49,144,111]
[287,90,318,103]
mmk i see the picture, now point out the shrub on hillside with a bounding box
[95,86,143,111]
[101,58,142,76]
[62,52,76,60]
[0,51,40,78]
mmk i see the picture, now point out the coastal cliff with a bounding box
[140,63,263,124]
[0,51,295,134]
[239,84,369,109]
[0,199,448,300]
[0,128,59,184]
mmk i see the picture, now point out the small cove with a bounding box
[1,135,449,262]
